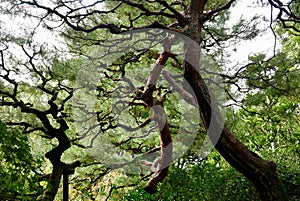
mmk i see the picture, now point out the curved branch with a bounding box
[205,0,236,21]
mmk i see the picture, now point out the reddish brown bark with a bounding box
[141,50,173,193]
[184,61,286,201]
[182,1,286,200]
[144,105,172,193]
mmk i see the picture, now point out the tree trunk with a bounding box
[142,50,173,193]
[38,131,78,201]
[184,64,286,200]
[182,1,286,200]
[39,165,64,201]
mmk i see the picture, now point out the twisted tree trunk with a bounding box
[182,1,286,200]
[142,50,173,193]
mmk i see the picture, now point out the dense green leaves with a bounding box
[0,122,43,200]
[124,151,259,201]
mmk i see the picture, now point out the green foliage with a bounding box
[1,0,300,200]
[0,122,43,200]
[229,94,300,200]
[123,187,158,201]
[124,151,259,201]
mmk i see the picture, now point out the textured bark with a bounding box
[184,61,286,201]
[182,1,286,200]
[142,50,173,193]
[144,105,172,194]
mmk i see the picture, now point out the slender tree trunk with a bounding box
[142,50,173,193]
[182,1,286,200]
[63,171,69,201]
